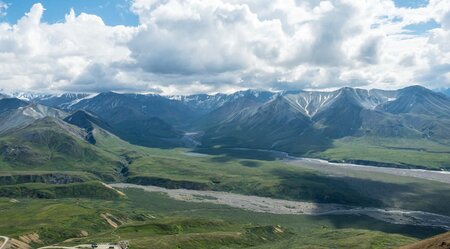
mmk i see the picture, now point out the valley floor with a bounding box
[1,135,450,248]
[112,183,450,230]
[0,184,446,249]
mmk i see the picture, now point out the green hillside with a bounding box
[0,181,122,200]
[0,118,125,181]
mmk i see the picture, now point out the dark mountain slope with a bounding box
[175,90,277,116]
[379,85,450,117]
[201,96,332,154]
[70,92,196,124]
[191,90,277,129]
[113,116,184,148]
[0,98,29,113]
[170,93,230,115]
[376,86,450,143]
[358,109,421,138]
[67,92,191,147]
[201,88,377,153]
[64,110,114,144]
[199,86,450,156]
[312,88,367,138]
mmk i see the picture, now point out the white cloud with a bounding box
[0,0,450,95]
[0,1,7,17]
[0,4,138,93]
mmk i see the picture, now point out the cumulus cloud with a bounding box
[0,0,450,94]
[0,4,137,92]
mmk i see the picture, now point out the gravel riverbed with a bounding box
[112,183,450,230]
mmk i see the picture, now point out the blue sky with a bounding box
[394,0,429,8]
[404,20,441,34]
[0,0,138,25]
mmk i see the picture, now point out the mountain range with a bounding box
[2,85,450,170]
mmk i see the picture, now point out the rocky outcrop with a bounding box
[0,145,37,163]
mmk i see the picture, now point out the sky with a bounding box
[0,0,449,95]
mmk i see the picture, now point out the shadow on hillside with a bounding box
[317,213,445,239]
[240,160,262,168]
[206,156,263,167]
[270,169,380,206]
[271,168,450,238]
[209,156,234,163]
[193,147,284,161]
[199,126,336,159]
[273,168,450,215]
[338,176,450,217]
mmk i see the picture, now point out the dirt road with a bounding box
[0,236,9,249]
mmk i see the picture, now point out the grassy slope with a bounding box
[0,171,97,184]
[314,136,450,170]
[0,119,124,181]
[0,181,122,200]
[0,187,431,249]
[0,197,121,245]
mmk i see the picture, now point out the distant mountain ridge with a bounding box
[4,85,448,105]
[198,86,450,156]
[1,85,450,169]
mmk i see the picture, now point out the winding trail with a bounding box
[0,236,9,249]
[112,183,450,230]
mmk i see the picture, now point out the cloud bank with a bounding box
[0,0,450,94]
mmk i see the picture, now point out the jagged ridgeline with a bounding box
[2,85,450,170]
